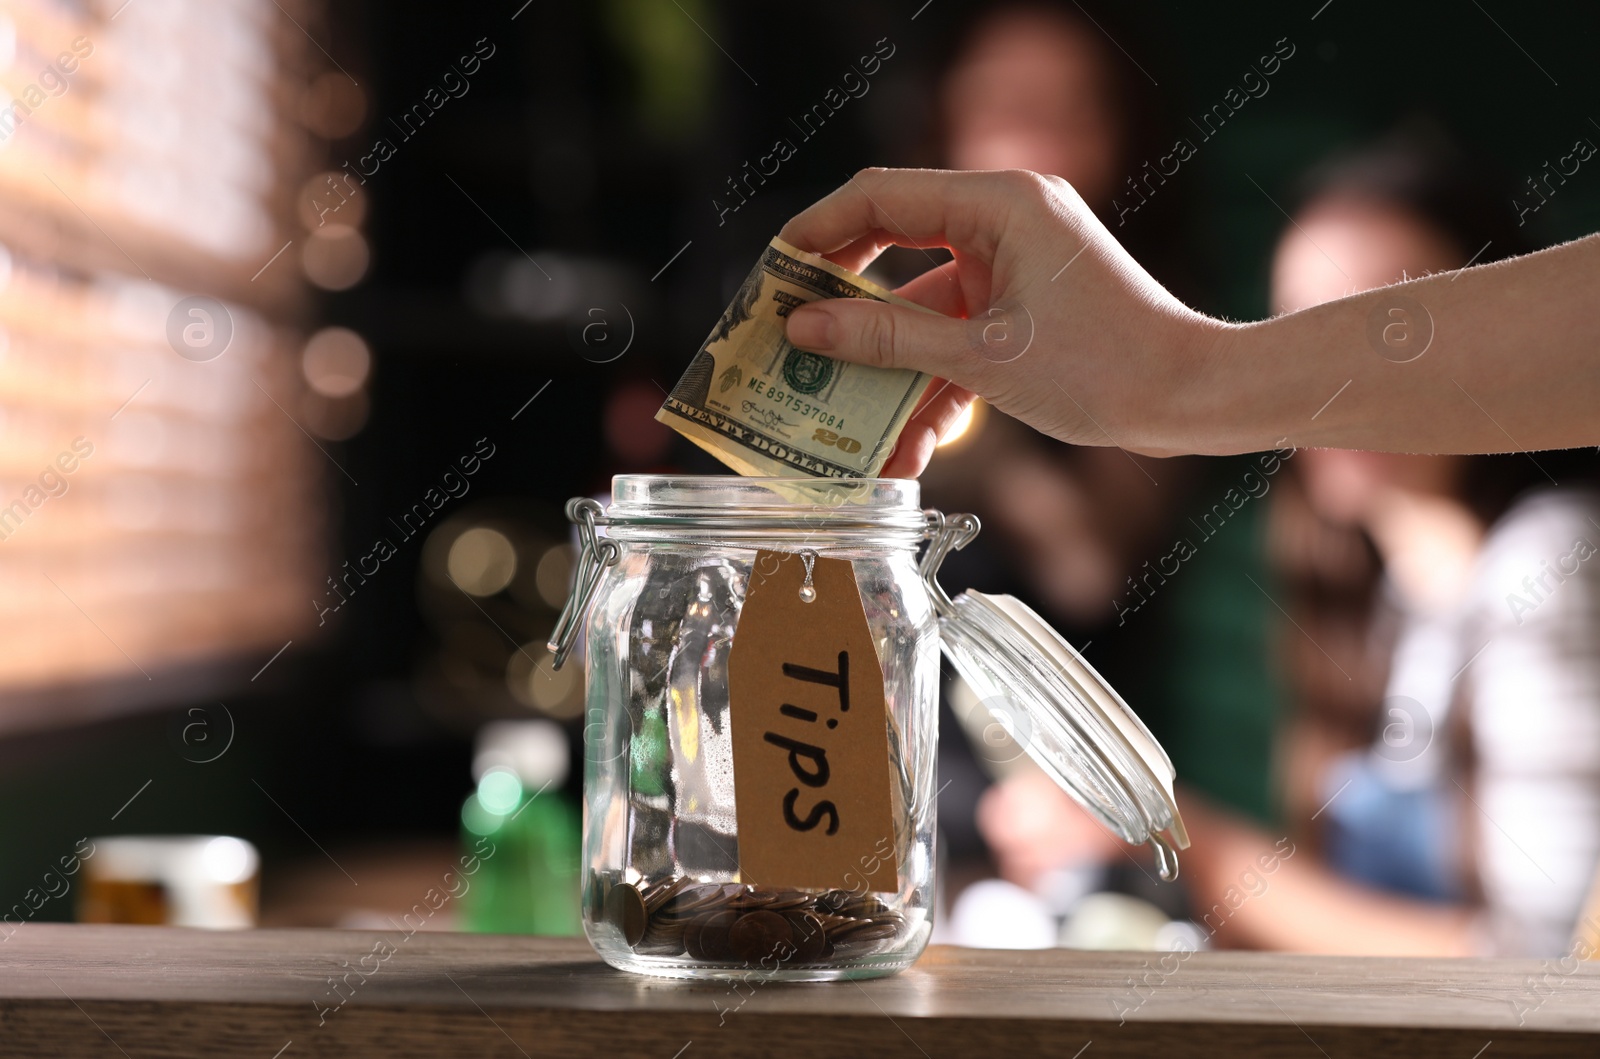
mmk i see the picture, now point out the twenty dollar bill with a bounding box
[657,236,934,478]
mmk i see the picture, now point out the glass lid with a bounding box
[925,515,1188,880]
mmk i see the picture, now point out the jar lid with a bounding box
[938,590,1189,880]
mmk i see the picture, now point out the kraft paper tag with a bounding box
[727,550,900,893]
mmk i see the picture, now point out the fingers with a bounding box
[880,378,976,478]
[915,378,978,442]
[818,232,901,275]
[787,256,979,480]
[817,230,958,275]
[785,298,971,381]
[881,426,937,480]
[779,168,1018,261]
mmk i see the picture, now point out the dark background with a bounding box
[4,0,1598,916]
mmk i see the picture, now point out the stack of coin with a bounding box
[635,876,696,955]
[591,873,907,966]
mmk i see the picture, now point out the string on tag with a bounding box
[798,550,818,603]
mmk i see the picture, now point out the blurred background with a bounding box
[2,0,1599,956]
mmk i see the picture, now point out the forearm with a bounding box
[1209,233,1600,455]
[1198,850,1478,956]
[1179,794,1476,956]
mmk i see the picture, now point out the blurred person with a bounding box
[917,1,1194,624]
[938,2,1144,221]
[909,3,1216,913]
[921,10,1290,946]
[980,129,1600,957]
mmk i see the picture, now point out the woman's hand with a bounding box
[783,168,1600,469]
[780,168,1230,476]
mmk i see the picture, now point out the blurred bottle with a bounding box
[79,836,258,928]
[459,720,582,934]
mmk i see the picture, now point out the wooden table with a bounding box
[2,925,1597,1057]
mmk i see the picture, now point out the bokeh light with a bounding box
[475,767,523,816]
[301,327,372,398]
[447,527,518,596]
[302,227,370,290]
[533,544,574,609]
[200,836,258,885]
[507,646,581,717]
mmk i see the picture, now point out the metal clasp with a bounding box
[547,497,621,670]
[918,509,981,618]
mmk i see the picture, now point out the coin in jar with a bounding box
[657,882,724,921]
[851,916,901,942]
[814,889,857,915]
[603,882,648,947]
[727,888,780,912]
[635,918,688,956]
[786,910,828,963]
[729,910,795,964]
[761,890,815,912]
[642,875,691,915]
[685,910,739,961]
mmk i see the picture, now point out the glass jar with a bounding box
[549,475,1186,982]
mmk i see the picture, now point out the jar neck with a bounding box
[601,474,929,547]
[602,525,924,550]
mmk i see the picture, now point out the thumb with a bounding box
[785,299,972,382]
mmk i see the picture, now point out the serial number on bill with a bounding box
[747,376,846,430]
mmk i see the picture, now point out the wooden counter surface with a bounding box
[1,925,1596,1057]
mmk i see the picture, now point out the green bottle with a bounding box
[460,721,582,935]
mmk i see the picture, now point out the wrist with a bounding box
[1186,314,1325,456]
[1144,310,1257,457]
